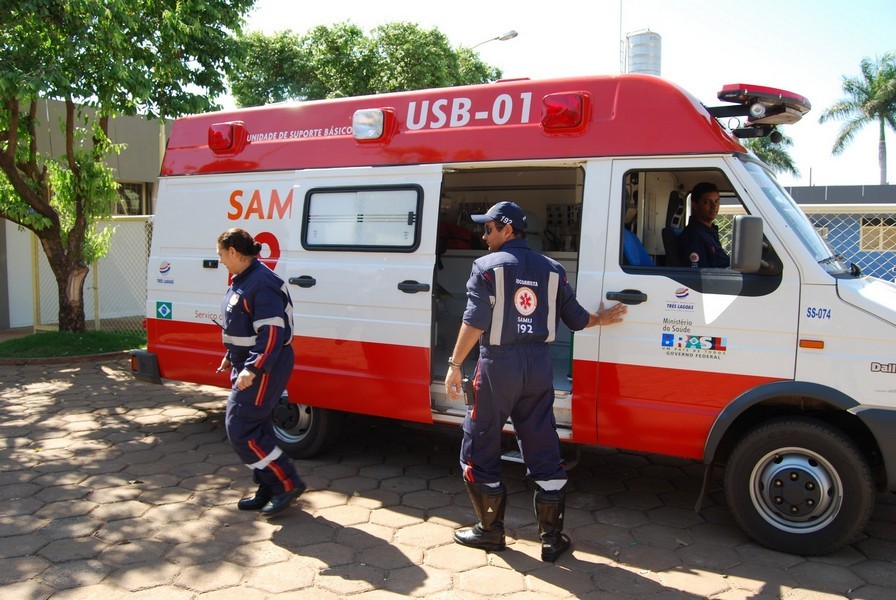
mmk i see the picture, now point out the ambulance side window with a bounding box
[619,169,751,269]
[302,185,423,252]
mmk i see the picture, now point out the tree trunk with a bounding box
[880,118,888,185]
[39,236,89,333]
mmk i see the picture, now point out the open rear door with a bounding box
[286,165,442,423]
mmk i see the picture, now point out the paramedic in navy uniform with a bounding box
[444,202,627,562]
[677,182,731,268]
[216,228,305,517]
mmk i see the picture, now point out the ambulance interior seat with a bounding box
[622,228,654,266]
[662,191,685,266]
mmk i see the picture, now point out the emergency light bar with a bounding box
[707,83,811,140]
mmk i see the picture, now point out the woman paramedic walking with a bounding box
[216,228,305,516]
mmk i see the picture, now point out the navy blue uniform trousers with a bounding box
[225,345,300,494]
[461,342,566,484]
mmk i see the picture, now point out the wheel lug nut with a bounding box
[774,496,783,504]
[790,472,799,480]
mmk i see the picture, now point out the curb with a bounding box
[0,350,131,366]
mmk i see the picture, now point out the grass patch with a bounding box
[0,330,147,358]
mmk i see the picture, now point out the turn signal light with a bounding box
[542,92,588,133]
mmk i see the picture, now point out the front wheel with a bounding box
[272,395,343,459]
[724,417,874,555]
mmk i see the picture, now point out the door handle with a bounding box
[398,280,430,294]
[288,275,316,288]
[606,289,648,305]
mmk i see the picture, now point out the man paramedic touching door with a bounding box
[444,201,626,562]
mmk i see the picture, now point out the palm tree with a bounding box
[745,132,800,177]
[819,53,896,185]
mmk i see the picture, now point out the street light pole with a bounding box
[471,30,518,50]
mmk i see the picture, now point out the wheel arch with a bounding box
[702,381,890,490]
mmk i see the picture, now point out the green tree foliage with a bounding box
[227,21,503,107]
[819,53,896,185]
[744,132,800,177]
[0,0,254,331]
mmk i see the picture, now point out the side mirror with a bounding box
[731,215,763,273]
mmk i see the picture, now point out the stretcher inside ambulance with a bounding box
[131,75,896,555]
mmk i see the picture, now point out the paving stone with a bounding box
[173,561,246,592]
[457,564,527,595]
[4,360,896,598]
[525,563,599,597]
[383,563,453,597]
[424,542,489,571]
[242,559,317,593]
[226,539,295,567]
[393,521,456,549]
[0,531,51,558]
[108,559,182,592]
[657,565,734,597]
[38,557,114,590]
[316,562,386,595]
[315,503,372,527]
[38,536,110,562]
[786,561,865,594]
[0,554,52,584]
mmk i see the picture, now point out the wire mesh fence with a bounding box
[717,206,896,281]
[33,216,152,334]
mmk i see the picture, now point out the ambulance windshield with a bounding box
[742,160,850,275]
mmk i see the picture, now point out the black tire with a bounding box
[272,395,343,459]
[724,416,874,555]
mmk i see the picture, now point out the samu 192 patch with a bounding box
[156,301,173,319]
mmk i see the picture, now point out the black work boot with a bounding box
[237,485,272,511]
[454,481,507,551]
[534,488,571,562]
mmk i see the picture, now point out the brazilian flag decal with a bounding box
[156,302,173,320]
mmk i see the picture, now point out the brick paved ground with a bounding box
[2,358,896,599]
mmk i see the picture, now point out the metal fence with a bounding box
[718,207,896,281]
[33,215,152,334]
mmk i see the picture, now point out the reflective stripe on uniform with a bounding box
[545,271,559,343]
[245,444,283,470]
[222,334,256,347]
[489,266,505,346]
[254,316,285,331]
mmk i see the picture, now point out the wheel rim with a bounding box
[749,446,843,534]
[272,396,314,443]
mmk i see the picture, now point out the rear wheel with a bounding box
[724,417,874,555]
[272,395,342,459]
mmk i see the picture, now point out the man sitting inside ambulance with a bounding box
[677,182,730,268]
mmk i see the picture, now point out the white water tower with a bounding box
[624,29,661,76]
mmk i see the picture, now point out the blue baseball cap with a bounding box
[471,201,527,231]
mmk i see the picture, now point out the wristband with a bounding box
[448,358,463,368]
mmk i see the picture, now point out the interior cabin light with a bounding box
[541,92,588,133]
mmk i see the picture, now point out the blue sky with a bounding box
[243,0,896,188]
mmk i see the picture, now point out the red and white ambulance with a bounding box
[131,74,896,555]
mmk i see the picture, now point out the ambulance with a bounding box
[131,74,896,555]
